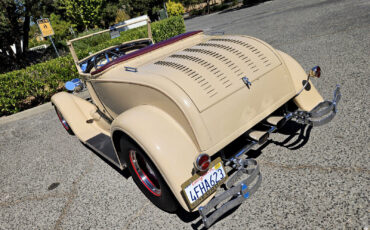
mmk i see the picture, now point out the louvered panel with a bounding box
[140,35,282,112]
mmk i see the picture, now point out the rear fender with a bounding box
[277,51,324,111]
[111,105,199,211]
[51,92,110,142]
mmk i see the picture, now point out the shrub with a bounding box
[74,16,185,59]
[166,1,185,17]
[0,56,79,115]
[0,16,186,116]
[115,9,130,24]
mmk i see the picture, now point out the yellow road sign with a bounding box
[37,18,54,37]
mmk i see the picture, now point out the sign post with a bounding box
[37,18,59,57]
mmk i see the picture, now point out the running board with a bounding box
[85,133,122,169]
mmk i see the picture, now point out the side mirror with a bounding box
[309,66,321,78]
[65,78,83,92]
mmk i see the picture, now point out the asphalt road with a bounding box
[1,0,369,229]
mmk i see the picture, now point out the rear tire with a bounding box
[120,137,178,213]
[55,107,74,135]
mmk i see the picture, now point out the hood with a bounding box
[139,35,283,112]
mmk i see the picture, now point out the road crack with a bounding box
[53,156,94,230]
[122,202,151,230]
[0,192,70,208]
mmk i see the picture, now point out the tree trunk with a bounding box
[5,46,16,58]
[23,13,31,52]
[207,0,210,14]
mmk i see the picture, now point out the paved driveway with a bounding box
[1,0,369,229]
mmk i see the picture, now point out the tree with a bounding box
[127,0,165,20]
[0,0,47,60]
[48,13,74,41]
[114,9,130,24]
[100,0,130,28]
[60,0,103,30]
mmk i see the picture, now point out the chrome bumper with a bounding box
[198,158,262,228]
[198,85,340,228]
[294,85,341,126]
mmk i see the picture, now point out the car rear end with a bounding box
[137,33,341,228]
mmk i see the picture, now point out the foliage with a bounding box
[0,0,52,57]
[28,38,49,49]
[189,1,234,16]
[151,15,186,42]
[74,16,185,59]
[0,0,26,58]
[0,16,186,116]
[61,0,103,30]
[166,1,185,17]
[115,9,130,24]
[127,0,165,19]
[0,55,79,115]
[28,13,75,49]
[48,13,75,42]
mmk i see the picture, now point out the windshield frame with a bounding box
[67,18,152,78]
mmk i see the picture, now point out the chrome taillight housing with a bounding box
[195,153,211,172]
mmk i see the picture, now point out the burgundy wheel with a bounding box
[55,107,74,135]
[120,138,178,212]
[129,149,162,196]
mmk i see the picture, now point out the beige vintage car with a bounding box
[51,20,341,228]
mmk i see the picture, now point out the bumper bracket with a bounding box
[294,85,341,126]
[198,158,262,228]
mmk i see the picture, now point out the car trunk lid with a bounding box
[140,35,286,112]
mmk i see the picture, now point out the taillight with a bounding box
[195,153,211,172]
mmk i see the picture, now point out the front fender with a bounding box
[51,92,109,142]
[111,105,200,211]
[277,50,324,111]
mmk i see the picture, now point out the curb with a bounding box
[0,90,90,126]
[0,102,53,126]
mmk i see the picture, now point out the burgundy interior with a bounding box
[91,30,203,75]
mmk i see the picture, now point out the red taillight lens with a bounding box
[195,153,211,172]
[201,161,210,170]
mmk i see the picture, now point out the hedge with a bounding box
[74,15,186,59]
[0,16,185,116]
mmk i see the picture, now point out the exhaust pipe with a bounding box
[266,113,293,130]
[248,131,270,145]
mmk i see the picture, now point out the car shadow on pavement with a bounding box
[272,121,313,150]
[82,121,311,229]
[82,143,131,179]
[187,121,312,229]
[189,121,312,229]
[248,121,312,159]
[190,205,241,230]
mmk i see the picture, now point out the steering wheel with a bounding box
[93,50,121,70]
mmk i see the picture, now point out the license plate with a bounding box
[181,157,228,210]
